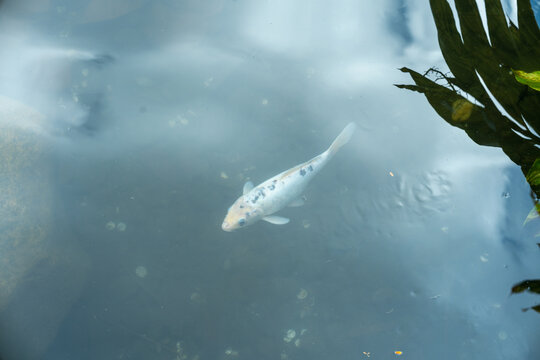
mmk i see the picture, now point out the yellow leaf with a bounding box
[524,203,540,225]
[513,70,540,91]
[451,99,474,122]
[526,159,540,186]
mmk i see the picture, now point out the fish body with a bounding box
[222,123,356,231]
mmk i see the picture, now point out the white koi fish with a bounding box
[222,122,356,231]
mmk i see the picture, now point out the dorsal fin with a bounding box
[243,181,254,195]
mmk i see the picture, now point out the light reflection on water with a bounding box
[0,1,539,360]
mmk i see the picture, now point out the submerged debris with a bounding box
[117,222,127,231]
[224,348,239,356]
[106,221,127,232]
[135,266,148,278]
[105,221,116,230]
[178,116,189,126]
[283,329,296,343]
[176,342,187,360]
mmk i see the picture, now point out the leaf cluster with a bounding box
[396,0,540,194]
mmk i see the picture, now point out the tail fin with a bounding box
[326,122,356,158]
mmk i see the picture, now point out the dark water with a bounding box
[0,1,539,359]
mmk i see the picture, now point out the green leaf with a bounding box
[522,304,540,313]
[511,279,540,294]
[526,159,540,186]
[513,70,540,91]
[524,204,540,225]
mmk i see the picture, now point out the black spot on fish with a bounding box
[259,189,266,197]
[240,205,244,209]
[273,179,277,183]
[251,195,259,204]
[300,169,306,176]
[268,184,275,190]
[308,165,313,171]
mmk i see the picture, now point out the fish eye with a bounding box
[238,218,246,226]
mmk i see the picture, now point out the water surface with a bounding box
[0,1,539,359]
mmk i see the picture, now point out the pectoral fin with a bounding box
[263,215,290,225]
[243,181,254,195]
[288,197,305,207]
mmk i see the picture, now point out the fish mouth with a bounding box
[221,221,233,232]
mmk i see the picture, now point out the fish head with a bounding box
[222,196,261,232]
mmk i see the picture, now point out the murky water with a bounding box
[1,1,539,359]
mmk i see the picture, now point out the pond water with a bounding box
[0,1,539,359]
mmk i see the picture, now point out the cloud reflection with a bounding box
[0,28,112,137]
[0,1,538,359]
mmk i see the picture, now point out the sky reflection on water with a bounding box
[0,1,539,360]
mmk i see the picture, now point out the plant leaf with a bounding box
[526,159,540,185]
[511,279,540,294]
[513,70,540,91]
[524,204,540,225]
[521,304,540,313]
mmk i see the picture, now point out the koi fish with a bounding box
[222,123,356,231]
